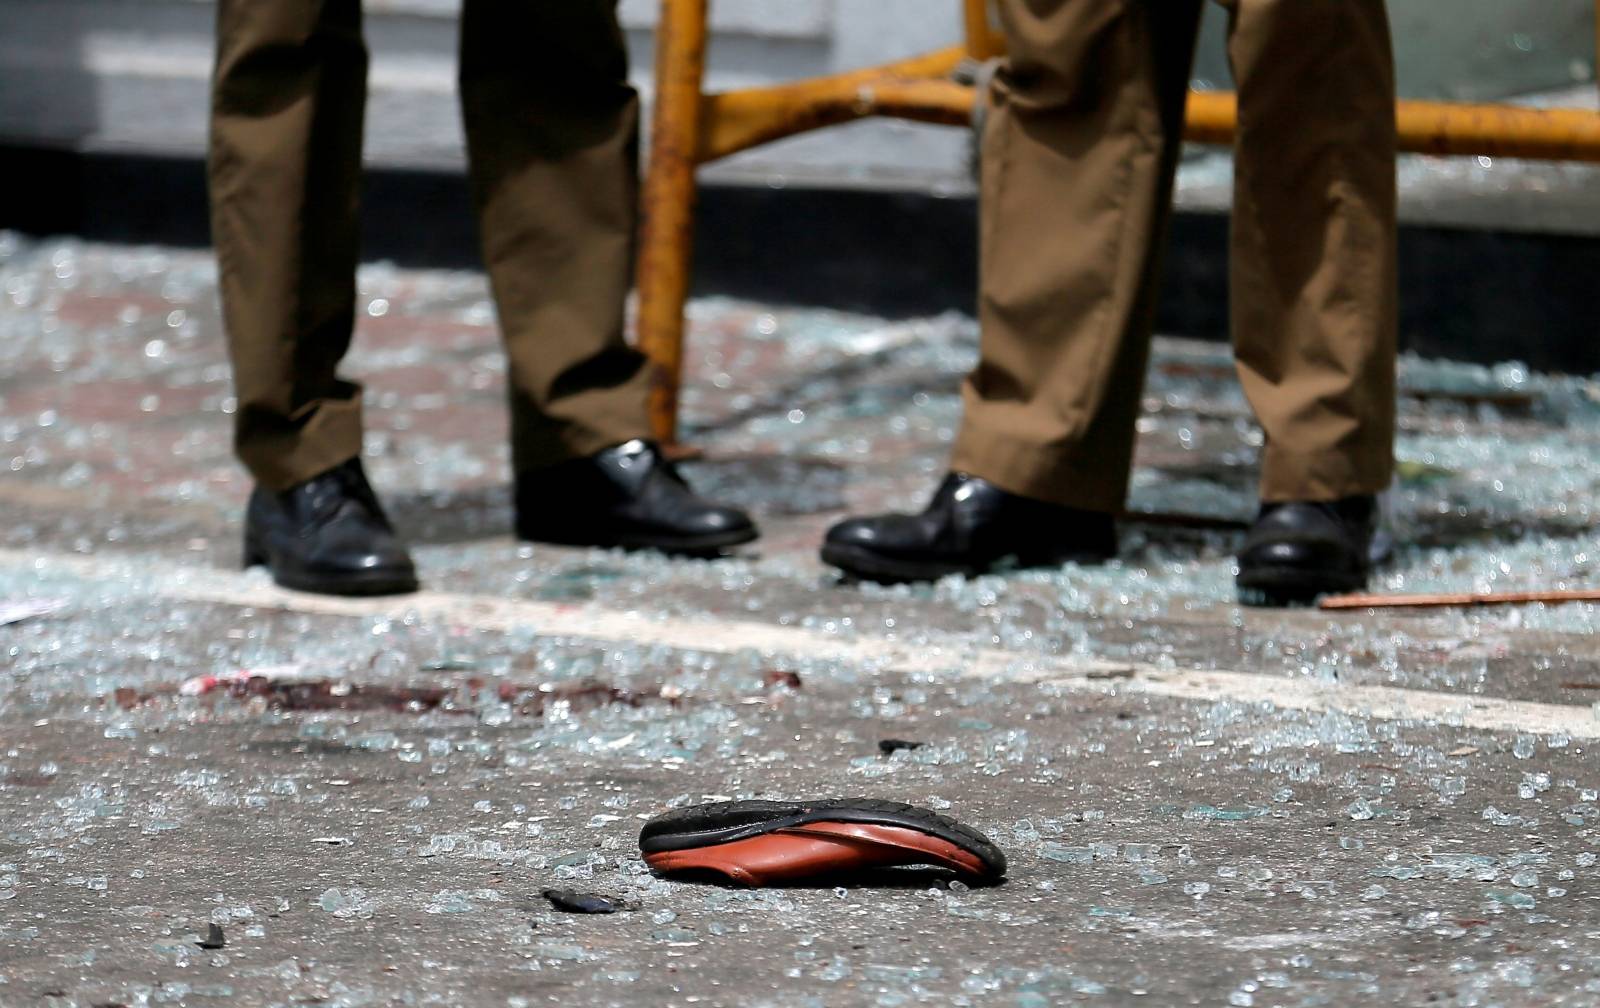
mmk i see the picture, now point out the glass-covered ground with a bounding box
[4,235,1599,1007]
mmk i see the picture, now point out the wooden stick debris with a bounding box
[1322,589,1600,611]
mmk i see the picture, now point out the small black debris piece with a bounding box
[197,923,226,949]
[540,888,634,914]
[420,659,479,672]
[640,797,1008,885]
[878,739,925,755]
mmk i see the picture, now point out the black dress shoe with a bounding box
[1235,495,1378,605]
[515,440,758,554]
[821,473,1117,583]
[243,457,419,596]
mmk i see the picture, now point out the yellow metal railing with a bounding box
[637,0,1600,445]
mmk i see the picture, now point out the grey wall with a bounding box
[1192,0,1596,99]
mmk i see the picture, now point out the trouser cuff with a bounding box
[510,397,654,474]
[236,395,365,491]
[1258,444,1392,502]
[949,425,1127,513]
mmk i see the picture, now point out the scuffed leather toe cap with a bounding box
[1239,538,1331,573]
[824,515,898,550]
[307,520,416,578]
[683,504,756,539]
[346,548,417,577]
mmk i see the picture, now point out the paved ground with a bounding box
[4,233,1600,1007]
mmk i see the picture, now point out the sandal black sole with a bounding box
[640,797,1007,880]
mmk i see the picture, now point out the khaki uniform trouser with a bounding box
[209,0,652,490]
[951,0,1399,510]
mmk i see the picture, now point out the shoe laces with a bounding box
[301,462,384,528]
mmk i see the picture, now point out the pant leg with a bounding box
[458,0,653,473]
[949,0,1203,513]
[209,0,368,491]
[1223,0,1398,502]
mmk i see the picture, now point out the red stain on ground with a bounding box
[113,677,673,717]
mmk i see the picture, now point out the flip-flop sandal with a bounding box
[639,798,1007,886]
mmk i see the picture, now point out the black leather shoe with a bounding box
[243,458,419,596]
[1235,496,1378,605]
[515,440,758,554]
[821,473,1117,583]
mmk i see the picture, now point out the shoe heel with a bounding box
[241,539,265,571]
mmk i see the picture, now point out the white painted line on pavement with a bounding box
[6,548,1597,739]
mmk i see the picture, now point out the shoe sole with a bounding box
[517,524,759,556]
[243,544,419,597]
[821,542,1109,584]
[1235,565,1367,607]
[640,798,1006,887]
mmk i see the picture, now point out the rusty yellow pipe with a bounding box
[636,0,709,446]
[963,0,1004,60]
[699,66,1600,166]
[1392,99,1600,162]
[1187,90,1600,163]
[698,51,972,163]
